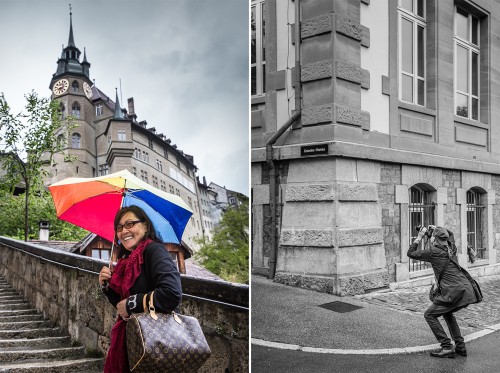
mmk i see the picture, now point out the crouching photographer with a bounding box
[407,226,478,359]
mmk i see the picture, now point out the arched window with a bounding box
[71,133,81,148]
[466,189,486,260]
[72,80,79,93]
[56,134,65,148]
[72,102,80,118]
[59,102,65,120]
[409,185,435,271]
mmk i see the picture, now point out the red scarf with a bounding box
[104,238,152,373]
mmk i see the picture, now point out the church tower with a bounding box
[48,6,97,182]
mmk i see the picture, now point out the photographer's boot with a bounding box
[455,347,467,357]
[430,348,455,358]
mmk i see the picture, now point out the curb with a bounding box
[251,323,500,355]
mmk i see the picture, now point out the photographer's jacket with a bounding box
[407,234,476,307]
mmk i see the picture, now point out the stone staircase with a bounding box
[0,277,103,372]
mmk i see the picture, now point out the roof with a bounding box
[29,240,77,253]
[184,260,224,281]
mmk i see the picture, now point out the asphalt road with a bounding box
[252,330,500,373]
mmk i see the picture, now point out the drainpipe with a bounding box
[267,0,302,279]
[266,111,301,279]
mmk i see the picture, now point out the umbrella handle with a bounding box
[109,241,115,271]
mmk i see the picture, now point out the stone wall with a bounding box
[0,237,248,373]
[379,162,401,282]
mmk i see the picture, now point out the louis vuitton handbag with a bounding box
[126,291,211,372]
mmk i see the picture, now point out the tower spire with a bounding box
[114,88,124,119]
[68,4,76,47]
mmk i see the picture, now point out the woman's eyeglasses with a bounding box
[116,219,144,232]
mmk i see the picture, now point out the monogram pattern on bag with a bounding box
[126,312,211,372]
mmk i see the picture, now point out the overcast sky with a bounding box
[0,0,249,195]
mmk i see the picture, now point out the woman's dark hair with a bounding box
[113,205,159,258]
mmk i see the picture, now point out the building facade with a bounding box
[45,12,205,250]
[251,0,500,295]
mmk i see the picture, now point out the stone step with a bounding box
[0,304,30,311]
[0,321,52,331]
[0,296,26,303]
[0,336,71,349]
[0,357,103,372]
[0,315,43,323]
[0,310,38,318]
[0,346,85,363]
[0,328,61,340]
[0,289,16,294]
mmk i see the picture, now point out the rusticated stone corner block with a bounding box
[338,228,383,247]
[301,60,333,82]
[280,229,334,247]
[338,271,388,295]
[285,184,335,201]
[302,105,333,126]
[363,271,389,290]
[336,105,362,126]
[361,69,370,90]
[337,182,378,201]
[361,25,370,47]
[338,275,364,296]
[335,16,362,41]
[301,14,332,39]
[274,273,334,294]
[335,60,361,84]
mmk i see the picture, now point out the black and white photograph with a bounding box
[251,1,500,372]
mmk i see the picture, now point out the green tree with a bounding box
[0,91,75,241]
[195,202,249,284]
[0,190,88,241]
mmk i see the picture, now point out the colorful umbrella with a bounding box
[48,169,193,245]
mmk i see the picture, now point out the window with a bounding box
[169,185,174,194]
[140,170,148,183]
[454,7,480,120]
[398,0,425,106]
[72,80,79,93]
[135,148,141,160]
[96,104,103,116]
[160,180,166,191]
[251,0,266,96]
[164,148,168,159]
[107,135,111,145]
[59,103,65,120]
[99,163,109,176]
[188,197,193,209]
[92,249,110,261]
[57,134,65,148]
[72,102,80,119]
[118,130,126,141]
[148,139,153,149]
[152,175,158,188]
[466,190,486,260]
[157,159,163,172]
[408,185,434,271]
[143,151,149,163]
[71,133,81,148]
[132,167,137,176]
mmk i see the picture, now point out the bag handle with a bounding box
[148,291,182,324]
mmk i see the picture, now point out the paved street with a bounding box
[251,275,500,372]
[252,330,500,373]
[354,275,500,336]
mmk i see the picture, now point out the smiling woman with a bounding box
[98,205,182,372]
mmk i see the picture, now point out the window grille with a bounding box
[408,186,434,271]
[467,190,486,260]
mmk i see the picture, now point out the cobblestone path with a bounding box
[353,275,500,336]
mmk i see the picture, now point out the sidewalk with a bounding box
[251,274,500,354]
